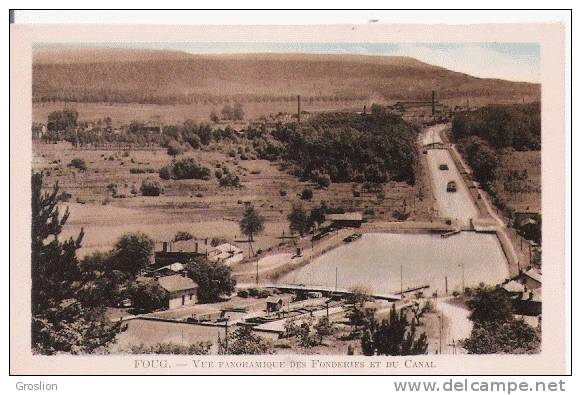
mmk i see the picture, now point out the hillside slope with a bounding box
[33,48,540,105]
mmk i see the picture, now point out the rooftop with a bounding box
[523,268,542,284]
[328,212,363,222]
[157,274,198,293]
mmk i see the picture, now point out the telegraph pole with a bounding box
[224,318,229,354]
[400,265,403,297]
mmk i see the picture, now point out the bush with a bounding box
[129,281,169,313]
[128,341,211,355]
[174,231,193,242]
[300,188,313,200]
[310,170,331,188]
[167,141,185,156]
[237,289,249,298]
[140,179,163,196]
[159,158,211,180]
[219,173,241,188]
[68,158,87,171]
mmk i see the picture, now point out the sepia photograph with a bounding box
[9,16,568,376]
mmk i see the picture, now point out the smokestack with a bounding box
[431,90,436,116]
[297,95,301,124]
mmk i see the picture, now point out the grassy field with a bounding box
[494,150,541,213]
[34,140,432,258]
[33,100,372,126]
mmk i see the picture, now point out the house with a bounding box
[157,274,199,309]
[154,240,206,268]
[501,280,525,294]
[517,268,542,290]
[327,212,364,228]
[266,296,284,313]
[208,243,244,265]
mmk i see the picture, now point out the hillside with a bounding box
[32,47,540,105]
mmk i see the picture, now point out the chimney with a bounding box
[162,242,168,252]
[297,95,301,124]
[195,242,199,253]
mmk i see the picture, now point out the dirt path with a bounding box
[437,298,472,354]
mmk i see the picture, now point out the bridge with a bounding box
[261,283,402,301]
[424,141,450,150]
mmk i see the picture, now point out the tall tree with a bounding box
[239,205,264,242]
[465,285,513,323]
[187,258,236,303]
[360,304,428,356]
[112,232,154,276]
[287,202,310,236]
[31,172,125,354]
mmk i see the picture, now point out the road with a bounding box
[437,298,473,354]
[422,125,479,228]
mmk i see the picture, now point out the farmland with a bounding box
[34,136,432,258]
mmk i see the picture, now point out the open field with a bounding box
[33,99,372,126]
[34,140,432,257]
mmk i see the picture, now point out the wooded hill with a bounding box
[33,48,540,105]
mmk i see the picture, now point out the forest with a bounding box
[269,111,420,185]
[451,102,541,151]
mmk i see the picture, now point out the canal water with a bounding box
[277,232,509,295]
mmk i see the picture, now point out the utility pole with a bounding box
[439,314,443,354]
[460,263,465,293]
[297,95,301,124]
[224,318,229,354]
[400,265,403,297]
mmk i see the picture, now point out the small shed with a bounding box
[518,268,542,290]
[328,212,364,228]
[266,296,284,313]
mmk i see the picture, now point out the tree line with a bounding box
[452,103,540,151]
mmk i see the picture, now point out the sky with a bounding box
[42,42,541,83]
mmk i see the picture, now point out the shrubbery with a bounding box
[140,179,163,196]
[68,158,87,171]
[129,281,169,313]
[452,103,540,150]
[159,158,211,180]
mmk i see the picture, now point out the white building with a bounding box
[156,274,199,309]
[208,243,245,265]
